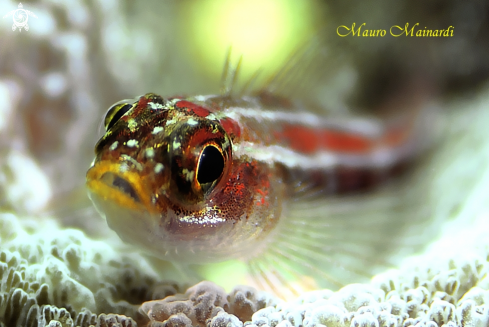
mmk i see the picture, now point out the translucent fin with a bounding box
[218,33,354,116]
[256,33,355,115]
[220,48,243,97]
[249,102,447,299]
[212,33,442,298]
[245,149,444,298]
[238,68,262,98]
[261,35,323,96]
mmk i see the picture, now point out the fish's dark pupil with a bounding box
[197,146,224,185]
[107,104,132,131]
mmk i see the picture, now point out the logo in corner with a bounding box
[3,3,37,32]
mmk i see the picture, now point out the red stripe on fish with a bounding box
[219,117,241,138]
[273,124,374,155]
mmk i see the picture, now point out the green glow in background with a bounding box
[179,0,319,82]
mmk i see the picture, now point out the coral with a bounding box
[0,213,184,327]
[245,248,489,327]
[140,281,279,327]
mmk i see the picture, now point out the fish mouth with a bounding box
[99,172,140,202]
[86,161,158,213]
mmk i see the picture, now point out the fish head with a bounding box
[86,93,280,263]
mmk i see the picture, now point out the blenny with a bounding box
[86,64,436,294]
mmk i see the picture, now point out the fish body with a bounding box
[87,89,430,266]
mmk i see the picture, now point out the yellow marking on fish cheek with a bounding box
[102,130,113,141]
[86,161,159,215]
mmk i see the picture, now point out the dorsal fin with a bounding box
[220,48,243,97]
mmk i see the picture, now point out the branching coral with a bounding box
[0,210,279,327]
[0,213,184,327]
[3,208,489,327]
[140,281,279,327]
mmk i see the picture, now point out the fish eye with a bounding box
[104,101,134,131]
[196,144,225,193]
[168,120,232,206]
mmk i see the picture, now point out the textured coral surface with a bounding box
[140,281,278,327]
[0,212,186,326]
[1,1,489,327]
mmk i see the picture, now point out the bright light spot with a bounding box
[67,0,90,29]
[0,83,12,131]
[28,7,57,37]
[41,72,67,98]
[51,32,87,60]
[0,86,9,131]
[0,80,21,131]
[218,0,288,56]
[196,260,249,292]
[4,150,52,212]
[183,0,316,81]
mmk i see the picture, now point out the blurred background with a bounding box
[1,0,489,291]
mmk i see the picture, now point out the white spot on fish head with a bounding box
[145,147,155,159]
[154,163,164,174]
[126,139,139,148]
[173,139,181,149]
[206,113,217,120]
[149,101,164,110]
[187,118,199,126]
[152,126,164,134]
[165,118,177,126]
[109,141,119,151]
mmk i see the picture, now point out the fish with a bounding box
[86,52,439,297]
